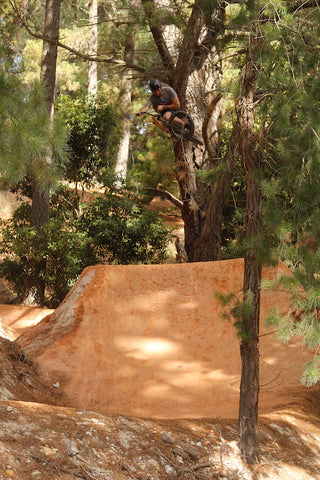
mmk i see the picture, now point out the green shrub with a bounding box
[0,183,173,307]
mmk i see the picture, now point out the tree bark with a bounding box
[23,0,61,306]
[23,183,50,306]
[88,0,98,98]
[194,128,239,261]
[236,36,263,465]
[115,29,135,182]
[39,0,61,114]
[143,0,230,262]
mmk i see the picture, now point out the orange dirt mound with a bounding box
[16,259,312,419]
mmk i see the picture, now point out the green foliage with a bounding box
[302,357,320,387]
[0,74,68,189]
[214,289,254,341]
[0,181,173,307]
[78,175,173,265]
[129,116,177,195]
[21,30,87,94]
[264,271,320,386]
[57,94,119,187]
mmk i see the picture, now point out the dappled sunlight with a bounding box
[112,290,200,320]
[141,382,171,399]
[267,463,320,480]
[262,357,278,366]
[14,260,310,419]
[162,360,238,389]
[12,315,49,330]
[0,305,54,338]
[114,336,181,360]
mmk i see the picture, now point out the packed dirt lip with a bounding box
[13,259,313,419]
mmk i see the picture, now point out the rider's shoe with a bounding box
[191,132,203,145]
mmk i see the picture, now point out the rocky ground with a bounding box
[0,379,320,480]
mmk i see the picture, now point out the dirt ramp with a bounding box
[16,260,311,418]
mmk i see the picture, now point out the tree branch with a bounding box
[202,94,222,163]
[140,0,175,76]
[289,0,320,12]
[144,187,183,209]
[9,0,146,71]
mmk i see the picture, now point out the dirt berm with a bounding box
[16,259,312,419]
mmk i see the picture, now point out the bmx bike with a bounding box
[137,110,203,146]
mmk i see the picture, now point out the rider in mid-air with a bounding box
[136,79,181,135]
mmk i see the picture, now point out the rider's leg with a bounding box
[152,112,171,134]
[162,110,185,127]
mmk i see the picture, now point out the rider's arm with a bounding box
[157,96,181,112]
[136,100,152,116]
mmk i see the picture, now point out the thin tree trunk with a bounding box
[236,35,263,465]
[40,0,61,111]
[23,0,61,306]
[115,30,134,182]
[88,0,98,98]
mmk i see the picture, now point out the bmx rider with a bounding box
[136,79,181,135]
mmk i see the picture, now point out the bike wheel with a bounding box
[168,111,195,140]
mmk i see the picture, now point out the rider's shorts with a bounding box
[159,109,176,116]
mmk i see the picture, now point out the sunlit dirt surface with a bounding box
[15,260,313,419]
[0,259,320,479]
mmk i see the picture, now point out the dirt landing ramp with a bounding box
[17,260,311,419]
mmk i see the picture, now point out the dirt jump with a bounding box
[13,258,312,419]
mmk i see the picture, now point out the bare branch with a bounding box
[140,0,175,75]
[202,94,222,163]
[9,0,146,71]
[144,187,183,209]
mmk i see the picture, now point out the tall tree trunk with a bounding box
[115,30,135,182]
[143,0,230,262]
[236,35,262,465]
[23,0,61,306]
[88,0,98,98]
[194,127,239,260]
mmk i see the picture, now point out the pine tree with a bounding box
[234,0,320,463]
[259,2,320,388]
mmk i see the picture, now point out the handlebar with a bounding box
[136,111,159,118]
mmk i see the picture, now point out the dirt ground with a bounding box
[12,260,314,420]
[1,193,320,479]
[0,260,320,479]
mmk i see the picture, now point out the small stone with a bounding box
[68,443,79,456]
[53,382,60,388]
[42,446,58,457]
[165,465,175,474]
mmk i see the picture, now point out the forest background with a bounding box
[0,0,320,465]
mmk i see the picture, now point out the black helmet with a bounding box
[149,79,162,91]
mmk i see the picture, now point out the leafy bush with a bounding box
[56,94,119,187]
[0,182,173,307]
[78,181,173,265]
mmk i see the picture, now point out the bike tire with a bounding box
[168,111,195,140]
